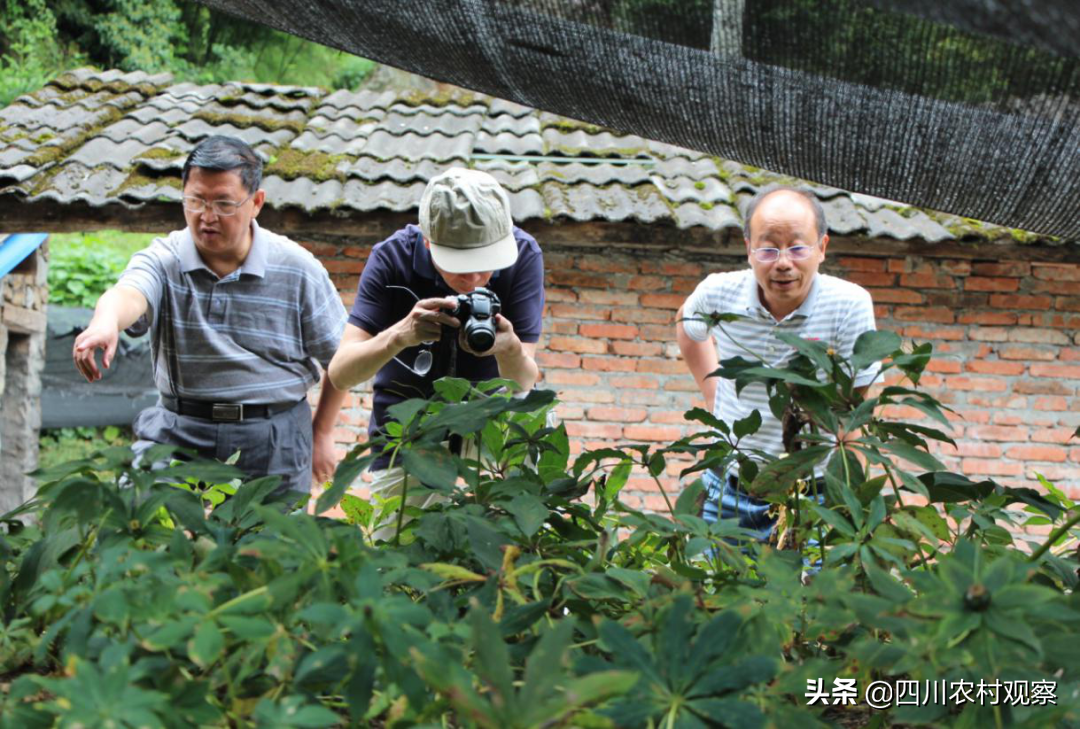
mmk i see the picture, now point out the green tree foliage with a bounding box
[744,0,1075,106]
[0,0,375,107]
[0,0,79,106]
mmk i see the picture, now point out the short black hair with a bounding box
[181,135,263,193]
[742,185,827,241]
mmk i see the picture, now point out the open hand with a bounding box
[73,320,120,382]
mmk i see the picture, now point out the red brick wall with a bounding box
[302,235,1080,507]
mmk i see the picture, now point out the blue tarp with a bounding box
[0,234,48,278]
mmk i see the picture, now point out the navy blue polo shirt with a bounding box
[349,224,544,468]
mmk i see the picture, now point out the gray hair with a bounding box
[182,135,263,193]
[742,185,827,241]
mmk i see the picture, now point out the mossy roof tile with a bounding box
[0,69,1068,243]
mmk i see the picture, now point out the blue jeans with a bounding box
[701,468,777,541]
[701,469,826,543]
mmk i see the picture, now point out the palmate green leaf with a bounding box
[157,459,245,485]
[598,618,665,687]
[657,597,695,689]
[775,331,834,374]
[294,645,349,686]
[469,605,517,718]
[420,562,487,583]
[810,504,856,538]
[165,489,209,535]
[558,670,639,712]
[898,396,954,429]
[851,329,902,373]
[1005,486,1065,520]
[690,655,777,697]
[674,479,705,516]
[537,423,570,483]
[864,562,914,603]
[683,406,731,434]
[686,697,765,729]
[425,396,505,435]
[465,516,510,573]
[878,421,957,449]
[919,471,996,503]
[733,409,762,440]
[252,696,342,728]
[217,615,275,640]
[747,446,831,498]
[386,397,429,428]
[737,366,824,388]
[503,387,558,413]
[518,619,575,720]
[400,446,460,492]
[505,493,549,537]
[567,574,635,602]
[143,616,199,651]
[681,610,742,685]
[907,505,950,542]
[882,440,945,472]
[605,460,633,500]
[573,447,630,477]
[316,451,376,514]
[188,621,223,668]
[339,493,374,527]
[983,609,1042,654]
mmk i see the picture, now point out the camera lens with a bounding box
[465,321,496,351]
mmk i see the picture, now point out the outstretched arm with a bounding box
[328,297,460,390]
[72,285,149,382]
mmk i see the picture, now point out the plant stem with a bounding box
[207,586,269,618]
[1029,509,1080,562]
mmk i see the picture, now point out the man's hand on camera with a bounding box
[460,313,519,358]
[391,297,459,349]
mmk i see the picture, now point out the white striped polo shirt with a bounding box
[117,219,347,404]
[682,268,880,472]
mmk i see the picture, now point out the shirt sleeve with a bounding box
[116,237,168,336]
[348,242,397,336]
[301,260,348,370]
[837,286,882,387]
[502,239,545,343]
[680,275,719,342]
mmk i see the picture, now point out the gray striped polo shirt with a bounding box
[117,220,347,404]
[682,269,880,472]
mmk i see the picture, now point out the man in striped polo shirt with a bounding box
[677,186,880,541]
[73,135,348,497]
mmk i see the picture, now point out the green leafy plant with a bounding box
[47,239,129,308]
[3,336,1079,727]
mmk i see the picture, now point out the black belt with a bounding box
[161,396,299,422]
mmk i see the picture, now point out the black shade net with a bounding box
[196,0,1080,239]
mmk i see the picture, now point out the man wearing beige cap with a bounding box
[329,168,544,539]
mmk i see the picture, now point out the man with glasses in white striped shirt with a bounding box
[677,186,880,541]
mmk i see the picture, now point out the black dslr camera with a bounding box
[451,287,501,352]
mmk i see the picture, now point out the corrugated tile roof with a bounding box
[0,67,1061,244]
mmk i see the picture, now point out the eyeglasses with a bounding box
[750,244,816,263]
[386,285,434,376]
[182,192,254,217]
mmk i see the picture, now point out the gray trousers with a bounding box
[132,398,313,495]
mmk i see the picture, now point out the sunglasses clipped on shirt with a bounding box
[750,244,817,263]
[182,192,255,217]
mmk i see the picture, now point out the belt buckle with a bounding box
[211,403,243,422]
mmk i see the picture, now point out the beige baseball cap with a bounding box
[419,167,518,274]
